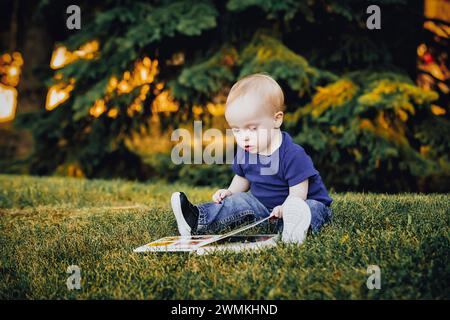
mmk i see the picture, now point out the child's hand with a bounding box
[212,189,232,203]
[269,205,283,220]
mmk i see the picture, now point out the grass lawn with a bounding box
[0,174,449,299]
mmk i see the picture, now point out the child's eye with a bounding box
[232,128,240,133]
[249,126,257,131]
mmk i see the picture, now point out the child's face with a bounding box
[225,94,282,154]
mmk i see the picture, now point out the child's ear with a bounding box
[274,111,284,128]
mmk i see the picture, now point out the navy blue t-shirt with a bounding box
[232,131,332,211]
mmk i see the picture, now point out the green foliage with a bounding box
[12,0,447,192]
[143,152,233,187]
[227,0,315,22]
[238,33,337,94]
[178,164,234,187]
[1,175,449,299]
[170,46,237,102]
[18,0,222,177]
[284,71,448,192]
[170,33,335,104]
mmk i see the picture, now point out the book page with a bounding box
[195,216,271,248]
[134,216,271,252]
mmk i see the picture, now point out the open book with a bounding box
[134,216,278,254]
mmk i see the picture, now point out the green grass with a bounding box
[0,174,449,299]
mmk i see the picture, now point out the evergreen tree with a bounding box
[14,0,448,191]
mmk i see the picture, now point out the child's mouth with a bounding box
[244,145,252,151]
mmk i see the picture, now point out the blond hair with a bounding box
[226,73,285,114]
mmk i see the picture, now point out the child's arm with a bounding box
[270,179,308,218]
[212,175,250,203]
[288,179,308,200]
[228,174,250,194]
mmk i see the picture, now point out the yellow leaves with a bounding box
[191,102,225,117]
[77,41,100,58]
[396,109,409,122]
[46,79,75,111]
[47,47,160,117]
[308,79,357,117]
[92,58,158,118]
[359,80,438,108]
[192,104,203,115]
[206,103,225,116]
[357,92,380,105]
[340,234,349,244]
[358,119,374,131]
[139,84,150,100]
[116,57,158,95]
[0,52,23,122]
[375,159,380,168]
[330,125,344,134]
[423,21,450,39]
[125,85,151,117]
[221,54,235,67]
[107,76,119,93]
[124,121,174,154]
[55,162,85,178]
[350,148,362,161]
[417,43,427,57]
[91,75,172,119]
[358,80,398,107]
[428,64,446,81]
[358,79,439,129]
[1,52,23,87]
[377,111,390,130]
[256,47,273,62]
[50,40,99,69]
[431,104,446,115]
[0,83,18,123]
[127,102,143,116]
[67,164,85,178]
[152,90,179,113]
[305,75,441,161]
[107,108,119,119]
[166,52,185,66]
[359,111,408,146]
[51,47,75,69]
[89,99,106,118]
[91,57,159,118]
[420,145,431,156]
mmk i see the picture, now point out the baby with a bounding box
[171,73,333,244]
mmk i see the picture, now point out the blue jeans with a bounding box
[195,191,332,234]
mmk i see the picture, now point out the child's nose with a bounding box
[244,129,253,138]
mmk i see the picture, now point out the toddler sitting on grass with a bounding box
[171,73,333,244]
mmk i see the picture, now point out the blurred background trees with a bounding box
[1,0,449,192]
